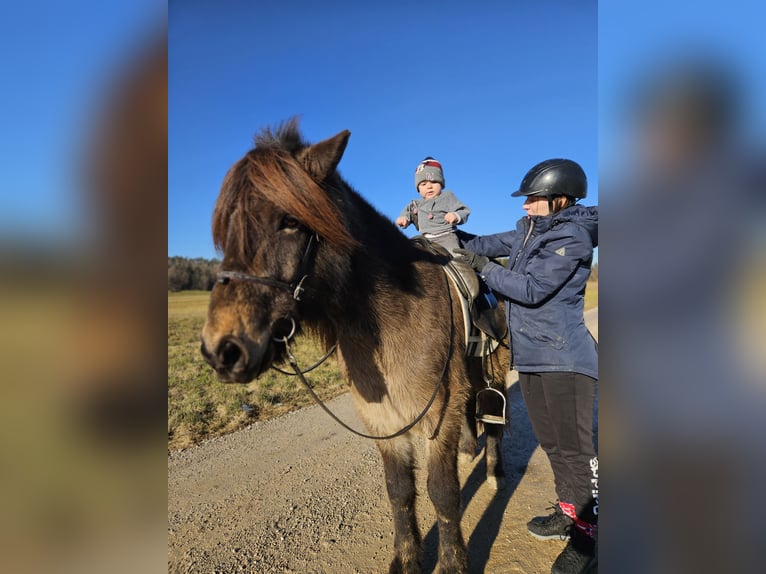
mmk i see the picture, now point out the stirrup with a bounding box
[475,386,506,425]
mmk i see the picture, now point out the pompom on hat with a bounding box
[414,157,445,189]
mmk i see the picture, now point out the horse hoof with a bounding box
[486,476,506,491]
[458,452,474,466]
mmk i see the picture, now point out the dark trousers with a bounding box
[519,371,598,524]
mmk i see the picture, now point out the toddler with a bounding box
[396,157,470,253]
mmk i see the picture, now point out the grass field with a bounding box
[168,281,598,450]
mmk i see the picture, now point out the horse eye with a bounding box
[280,215,300,230]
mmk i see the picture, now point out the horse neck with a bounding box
[306,185,433,337]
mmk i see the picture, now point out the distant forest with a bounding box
[168,256,220,291]
[168,256,597,292]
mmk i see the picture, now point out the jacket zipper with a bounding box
[512,217,535,271]
[507,217,534,369]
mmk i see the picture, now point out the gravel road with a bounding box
[168,310,598,573]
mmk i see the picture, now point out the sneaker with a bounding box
[551,531,596,574]
[527,503,573,541]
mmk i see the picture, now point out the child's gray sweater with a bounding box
[398,190,470,236]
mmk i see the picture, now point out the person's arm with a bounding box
[462,230,518,259]
[480,226,592,305]
[396,203,412,228]
[441,191,470,225]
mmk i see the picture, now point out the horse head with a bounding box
[200,121,358,383]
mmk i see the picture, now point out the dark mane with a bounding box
[212,119,358,262]
[252,117,306,151]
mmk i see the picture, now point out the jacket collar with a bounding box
[519,204,598,235]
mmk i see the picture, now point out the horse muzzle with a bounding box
[200,333,273,383]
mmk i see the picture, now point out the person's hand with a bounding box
[453,248,490,272]
[444,212,459,224]
[396,217,409,228]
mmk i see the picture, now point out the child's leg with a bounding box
[432,233,461,255]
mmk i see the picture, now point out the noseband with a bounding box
[216,233,319,302]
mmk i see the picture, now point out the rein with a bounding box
[216,233,319,301]
[274,269,455,441]
[271,340,338,376]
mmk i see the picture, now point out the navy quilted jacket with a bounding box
[463,205,598,378]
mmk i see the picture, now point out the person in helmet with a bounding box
[396,157,471,253]
[454,159,598,574]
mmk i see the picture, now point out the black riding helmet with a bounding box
[512,158,587,199]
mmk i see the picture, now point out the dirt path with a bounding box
[168,310,598,574]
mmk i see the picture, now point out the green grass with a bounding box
[168,280,599,450]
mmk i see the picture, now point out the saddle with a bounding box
[410,237,508,344]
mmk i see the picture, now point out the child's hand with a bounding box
[396,217,410,228]
[444,212,459,224]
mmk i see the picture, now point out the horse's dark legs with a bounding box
[458,395,478,465]
[427,435,468,573]
[460,386,507,490]
[483,422,506,490]
[483,372,513,489]
[380,439,422,574]
[484,369,514,490]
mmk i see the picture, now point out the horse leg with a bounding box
[483,421,506,490]
[427,430,468,573]
[484,370,512,489]
[458,395,478,466]
[379,438,422,574]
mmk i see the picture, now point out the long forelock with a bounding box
[211,157,255,262]
[212,124,358,261]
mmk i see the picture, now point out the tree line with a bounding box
[168,256,221,291]
[168,255,597,292]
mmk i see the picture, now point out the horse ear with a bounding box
[298,130,351,181]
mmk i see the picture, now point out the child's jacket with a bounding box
[399,190,470,236]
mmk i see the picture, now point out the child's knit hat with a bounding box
[414,157,445,189]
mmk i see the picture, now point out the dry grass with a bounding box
[584,277,598,311]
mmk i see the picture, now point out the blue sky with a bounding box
[168,0,598,259]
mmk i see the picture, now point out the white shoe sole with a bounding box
[527,529,571,541]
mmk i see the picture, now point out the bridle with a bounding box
[216,233,319,302]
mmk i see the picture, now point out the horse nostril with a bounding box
[217,338,246,371]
